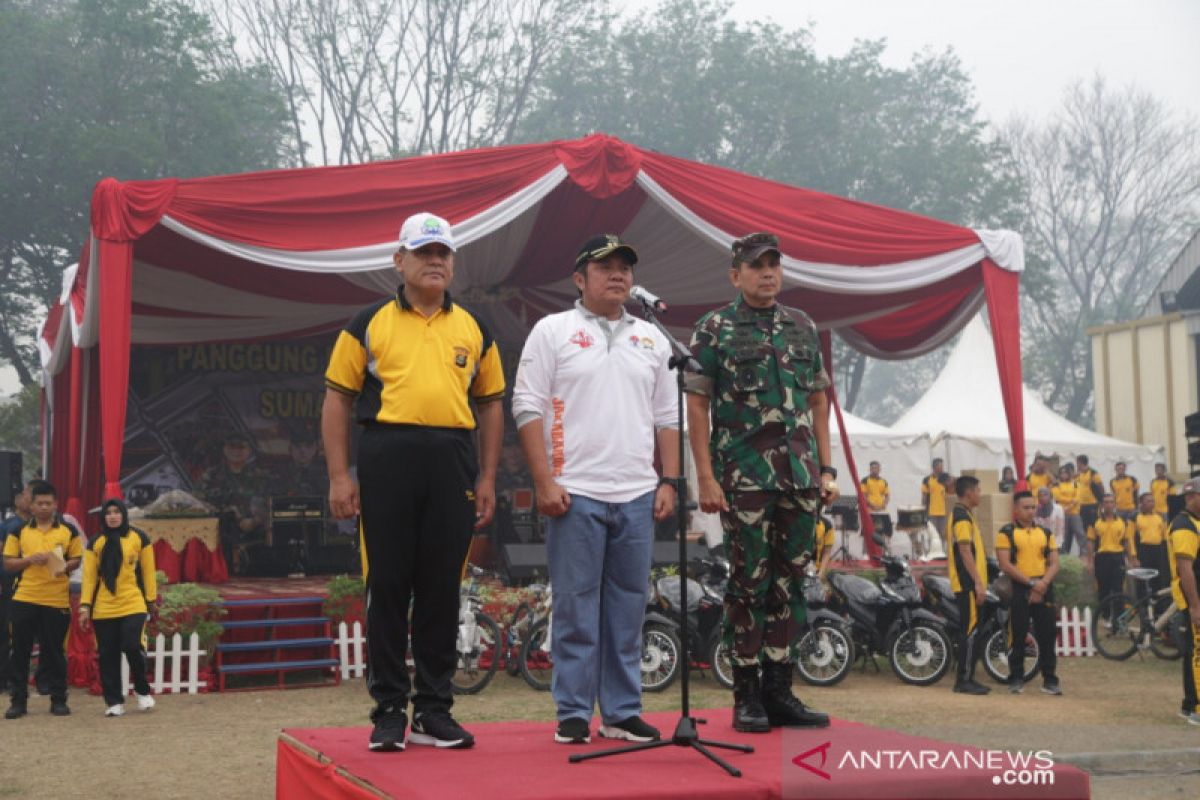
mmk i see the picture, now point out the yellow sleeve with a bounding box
[140,542,157,604]
[324,329,367,396]
[995,531,1011,550]
[2,532,18,558]
[81,543,99,607]
[1125,521,1136,556]
[66,529,84,559]
[1046,533,1058,552]
[1171,528,1199,560]
[471,341,506,401]
[953,520,973,544]
[921,480,929,497]
[1087,525,1097,542]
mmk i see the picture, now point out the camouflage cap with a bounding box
[731,232,781,266]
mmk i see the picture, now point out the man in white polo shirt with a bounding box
[512,233,680,746]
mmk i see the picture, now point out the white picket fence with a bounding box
[1054,605,1095,656]
[337,621,367,679]
[118,632,208,695]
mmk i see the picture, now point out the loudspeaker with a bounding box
[0,450,21,507]
[501,543,547,581]
[1167,493,1186,520]
[1185,411,1200,439]
[307,545,360,576]
[1189,441,1200,466]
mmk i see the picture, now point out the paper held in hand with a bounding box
[45,546,67,577]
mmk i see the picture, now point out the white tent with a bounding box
[830,408,933,512]
[892,317,1165,484]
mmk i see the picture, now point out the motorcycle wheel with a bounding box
[451,612,501,695]
[519,617,553,691]
[640,622,682,693]
[795,621,854,687]
[708,637,735,690]
[888,621,953,686]
[982,627,1040,684]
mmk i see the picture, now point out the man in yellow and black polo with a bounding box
[1134,492,1171,607]
[996,491,1061,696]
[948,475,990,695]
[2,480,83,718]
[1025,456,1053,496]
[1110,461,1139,522]
[1167,479,1200,725]
[1075,455,1104,533]
[1151,463,1175,520]
[861,461,892,545]
[1087,493,1135,619]
[323,212,505,752]
[921,459,950,547]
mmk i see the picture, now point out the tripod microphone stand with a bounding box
[569,300,752,777]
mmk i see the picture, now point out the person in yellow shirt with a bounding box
[814,514,837,580]
[1051,465,1085,556]
[948,476,989,695]
[860,461,892,544]
[1166,479,1200,725]
[996,491,1061,695]
[921,459,950,546]
[1025,456,1053,495]
[79,499,157,717]
[1132,493,1171,608]
[1150,463,1175,520]
[1075,455,1104,533]
[1087,494,1136,620]
[1110,461,1139,522]
[2,480,83,719]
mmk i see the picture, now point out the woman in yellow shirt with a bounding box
[79,499,157,717]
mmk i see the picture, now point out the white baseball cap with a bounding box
[398,212,456,252]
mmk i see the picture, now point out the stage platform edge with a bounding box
[276,709,1090,800]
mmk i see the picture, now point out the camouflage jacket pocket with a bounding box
[729,346,770,394]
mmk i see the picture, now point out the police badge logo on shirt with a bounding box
[453,346,469,368]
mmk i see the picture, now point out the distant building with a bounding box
[1089,230,1200,475]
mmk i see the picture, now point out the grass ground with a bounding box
[1,655,1196,798]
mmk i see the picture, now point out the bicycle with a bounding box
[518,584,554,691]
[1091,567,1181,661]
[501,583,547,676]
[450,564,502,694]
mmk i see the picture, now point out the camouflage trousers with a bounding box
[720,490,818,667]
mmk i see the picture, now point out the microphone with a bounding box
[630,285,668,312]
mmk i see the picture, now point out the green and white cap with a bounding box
[399,212,456,251]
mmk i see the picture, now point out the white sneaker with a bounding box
[136,693,156,712]
[105,704,125,717]
[1181,710,1200,726]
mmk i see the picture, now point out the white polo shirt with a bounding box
[512,301,679,503]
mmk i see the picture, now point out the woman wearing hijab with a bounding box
[78,499,157,717]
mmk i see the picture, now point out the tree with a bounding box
[0,383,42,477]
[517,0,1023,419]
[205,0,607,165]
[0,0,291,387]
[1005,76,1200,424]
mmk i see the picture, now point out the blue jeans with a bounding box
[545,491,654,724]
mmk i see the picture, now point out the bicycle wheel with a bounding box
[1090,594,1140,661]
[505,602,534,676]
[1149,610,1183,661]
[519,617,553,691]
[640,622,682,693]
[451,611,500,695]
[795,622,854,687]
[982,627,1040,684]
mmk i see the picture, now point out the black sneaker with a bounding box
[1041,680,1063,696]
[952,680,990,695]
[368,706,407,752]
[409,710,475,749]
[49,700,70,716]
[554,717,591,744]
[1009,679,1024,694]
[5,701,27,720]
[599,716,661,742]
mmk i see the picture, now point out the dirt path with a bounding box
[1,656,1195,798]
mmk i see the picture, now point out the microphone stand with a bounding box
[569,299,753,777]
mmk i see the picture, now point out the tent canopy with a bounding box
[38,133,1026,522]
[893,317,1163,479]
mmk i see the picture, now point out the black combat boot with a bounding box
[760,662,830,728]
[731,665,771,733]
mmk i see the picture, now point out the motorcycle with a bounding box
[792,572,856,686]
[827,554,954,686]
[645,557,732,691]
[920,560,1041,685]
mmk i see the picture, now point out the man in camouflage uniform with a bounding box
[197,431,269,573]
[685,232,837,732]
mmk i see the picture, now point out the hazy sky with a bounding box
[634,0,1200,124]
[3,0,1196,398]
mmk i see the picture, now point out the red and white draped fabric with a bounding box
[38,134,1025,543]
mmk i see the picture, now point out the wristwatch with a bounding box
[658,476,679,489]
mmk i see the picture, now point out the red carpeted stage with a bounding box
[276,709,1089,800]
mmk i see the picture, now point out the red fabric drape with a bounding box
[48,352,72,492]
[981,259,1026,481]
[63,347,86,521]
[80,347,104,522]
[276,740,380,800]
[152,539,182,584]
[67,593,99,689]
[820,333,880,559]
[180,537,206,583]
[555,134,643,198]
